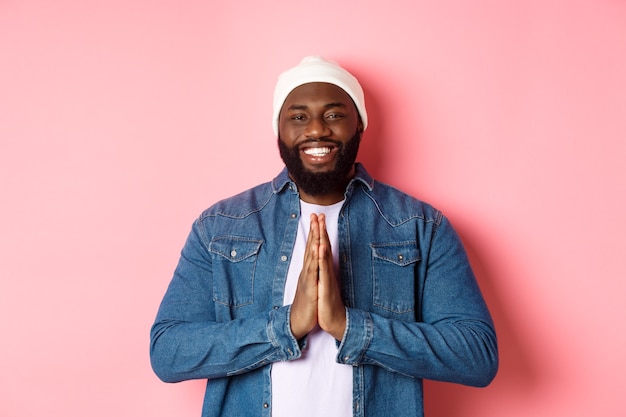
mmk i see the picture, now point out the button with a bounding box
[230,250,237,257]
[263,403,269,408]
[398,254,404,261]
[281,255,288,262]
[290,213,297,218]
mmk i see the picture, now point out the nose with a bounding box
[304,116,331,139]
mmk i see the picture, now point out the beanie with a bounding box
[272,56,368,136]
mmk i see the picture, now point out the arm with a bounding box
[336,216,498,387]
[149,221,302,383]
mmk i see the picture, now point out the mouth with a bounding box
[299,142,339,167]
[302,146,334,157]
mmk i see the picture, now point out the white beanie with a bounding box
[272,56,368,136]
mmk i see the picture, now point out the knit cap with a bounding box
[272,56,368,135]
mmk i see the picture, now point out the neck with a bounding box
[299,190,346,205]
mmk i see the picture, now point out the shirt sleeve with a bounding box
[149,220,302,383]
[335,216,498,387]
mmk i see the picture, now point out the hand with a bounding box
[289,214,346,341]
[316,214,346,340]
[289,214,321,340]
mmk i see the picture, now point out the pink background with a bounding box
[1,1,625,416]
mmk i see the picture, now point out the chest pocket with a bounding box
[371,242,420,314]
[209,236,262,307]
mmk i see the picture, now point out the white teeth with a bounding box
[303,147,332,157]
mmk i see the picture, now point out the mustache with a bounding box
[296,138,342,149]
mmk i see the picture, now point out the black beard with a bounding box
[278,133,361,197]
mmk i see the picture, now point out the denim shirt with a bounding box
[150,163,498,417]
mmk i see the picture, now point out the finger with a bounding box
[317,215,334,295]
[317,213,332,261]
[299,214,316,267]
[308,213,320,251]
[317,213,336,302]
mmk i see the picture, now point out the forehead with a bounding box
[281,82,355,111]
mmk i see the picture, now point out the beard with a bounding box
[278,132,361,197]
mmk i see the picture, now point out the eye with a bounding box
[326,112,345,120]
[290,113,307,121]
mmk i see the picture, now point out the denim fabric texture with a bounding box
[150,163,498,417]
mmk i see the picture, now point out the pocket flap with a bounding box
[209,236,262,262]
[371,242,420,267]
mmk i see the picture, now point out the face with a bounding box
[278,82,363,198]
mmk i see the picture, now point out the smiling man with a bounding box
[277,81,362,204]
[150,56,498,417]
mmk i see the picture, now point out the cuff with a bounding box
[267,305,304,361]
[336,307,373,365]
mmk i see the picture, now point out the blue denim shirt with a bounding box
[150,163,498,417]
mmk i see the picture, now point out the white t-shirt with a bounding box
[271,199,353,416]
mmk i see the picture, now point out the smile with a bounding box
[302,147,333,157]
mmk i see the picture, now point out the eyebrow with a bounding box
[287,102,348,111]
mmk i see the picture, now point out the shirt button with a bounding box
[290,213,297,218]
[398,254,404,261]
[263,403,269,408]
[230,250,237,257]
[281,255,288,262]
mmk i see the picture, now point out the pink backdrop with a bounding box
[1,1,625,416]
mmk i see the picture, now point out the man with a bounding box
[150,56,498,417]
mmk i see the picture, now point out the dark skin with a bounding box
[278,82,363,341]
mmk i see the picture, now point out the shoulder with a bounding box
[348,164,443,226]
[198,181,276,221]
[196,168,292,221]
[361,179,443,227]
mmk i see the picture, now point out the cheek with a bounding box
[278,122,296,141]
[339,115,360,134]
[337,123,359,139]
[277,135,297,153]
[280,129,306,147]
